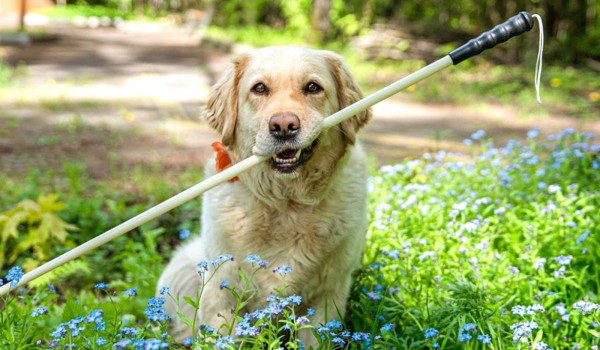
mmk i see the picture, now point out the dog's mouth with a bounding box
[270,139,319,173]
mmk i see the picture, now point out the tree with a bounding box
[312,0,331,43]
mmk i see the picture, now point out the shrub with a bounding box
[0,194,77,271]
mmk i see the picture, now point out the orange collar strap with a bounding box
[211,141,239,183]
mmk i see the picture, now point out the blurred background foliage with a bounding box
[42,0,600,64]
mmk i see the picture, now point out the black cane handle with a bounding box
[449,12,534,65]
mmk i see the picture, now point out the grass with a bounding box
[33,5,135,21]
[1,129,598,349]
[0,59,18,87]
[205,25,307,48]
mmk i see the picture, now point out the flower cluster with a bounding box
[144,297,171,322]
[86,309,106,331]
[112,338,168,349]
[456,323,491,344]
[123,287,138,297]
[242,294,303,322]
[47,309,108,347]
[178,229,190,240]
[317,324,373,348]
[555,302,569,322]
[511,304,546,317]
[510,321,539,343]
[31,306,49,317]
[535,341,553,350]
[477,334,492,344]
[245,254,268,268]
[424,328,439,339]
[197,254,234,273]
[552,255,573,265]
[572,300,599,315]
[273,265,293,276]
[4,266,24,288]
[215,335,234,349]
[94,282,109,290]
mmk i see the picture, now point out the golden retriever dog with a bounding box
[157,46,372,347]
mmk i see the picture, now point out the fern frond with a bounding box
[28,260,90,289]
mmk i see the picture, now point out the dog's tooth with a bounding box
[295,149,302,158]
[273,154,301,165]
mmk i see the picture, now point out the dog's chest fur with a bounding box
[199,146,368,292]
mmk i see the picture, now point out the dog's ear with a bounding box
[205,54,249,146]
[322,51,372,144]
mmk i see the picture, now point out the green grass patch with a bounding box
[205,25,308,48]
[34,5,134,21]
[0,59,17,87]
[344,57,600,120]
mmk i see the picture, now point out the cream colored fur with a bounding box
[157,46,372,348]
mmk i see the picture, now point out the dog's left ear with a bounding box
[322,51,372,144]
[205,54,250,146]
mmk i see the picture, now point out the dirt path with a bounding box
[1,24,598,179]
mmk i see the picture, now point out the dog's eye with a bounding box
[251,83,268,95]
[305,82,323,94]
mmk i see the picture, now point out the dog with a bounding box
[157,46,372,347]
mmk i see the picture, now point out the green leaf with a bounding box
[183,295,199,309]
[11,229,38,260]
[18,199,41,223]
[1,210,27,242]
[176,311,193,327]
[37,193,65,213]
[533,329,544,344]
[62,297,86,322]
[38,213,77,243]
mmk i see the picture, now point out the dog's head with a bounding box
[205,46,371,178]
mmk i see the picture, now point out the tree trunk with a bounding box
[19,0,26,32]
[135,0,145,16]
[569,0,588,62]
[312,0,331,43]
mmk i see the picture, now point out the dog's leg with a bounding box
[156,247,203,342]
[157,242,241,342]
[196,261,241,333]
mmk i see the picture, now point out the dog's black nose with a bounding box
[269,113,300,140]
